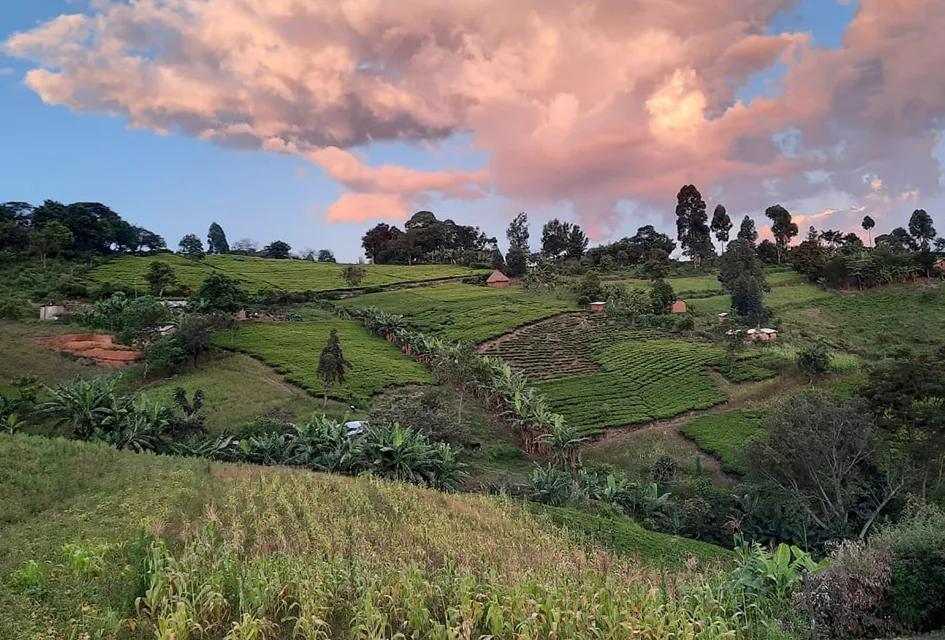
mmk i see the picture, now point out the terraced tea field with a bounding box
[481,313,665,379]
[616,270,804,296]
[685,284,832,316]
[90,254,486,294]
[535,340,728,435]
[215,319,432,401]
[335,283,575,342]
[680,410,767,474]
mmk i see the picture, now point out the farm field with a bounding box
[618,269,805,296]
[680,410,767,474]
[136,353,340,432]
[215,319,433,401]
[535,340,728,435]
[777,285,945,358]
[481,313,665,379]
[89,253,487,294]
[685,283,833,316]
[0,434,732,639]
[335,283,575,343]
[0,321,105,395]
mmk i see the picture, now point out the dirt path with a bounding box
[260,374,295,395]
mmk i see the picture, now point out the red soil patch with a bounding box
[35,333,141,368]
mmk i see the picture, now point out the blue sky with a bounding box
[4,0,938,262]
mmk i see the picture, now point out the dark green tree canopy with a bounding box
[908,209,936,249]
[764,204,798,263]
[194,273,246,312]
[178,234,205,261]
[317,328,352,407]
[145,261,176,296]
[360,211,495,265]
[317,249,336,263]
[505,246,528,277]
[737,215,758,244]
[675,185,713,265]
[506,212,530,253]
[207,222,229,255]
[263,240,292,259]
[710,204,732,249]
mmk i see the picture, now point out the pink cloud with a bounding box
[4,0,945,234]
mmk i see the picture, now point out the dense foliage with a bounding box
[362,210,497,265]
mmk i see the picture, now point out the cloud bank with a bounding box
[5,0,945,237]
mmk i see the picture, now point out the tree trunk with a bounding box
[323,382,330,410]
[457,389,464,424]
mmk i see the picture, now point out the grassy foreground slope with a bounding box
[336,283,575,342]
[1,435,740,639]
[90,254,487,294]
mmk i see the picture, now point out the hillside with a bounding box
[0,434,745,639]
[89,254,488,294]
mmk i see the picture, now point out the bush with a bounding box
[873,502,945,632]
[796,341,830,379]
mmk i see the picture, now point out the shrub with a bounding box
[796,341,830,379]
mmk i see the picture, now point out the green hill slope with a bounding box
[89,254,487,294]
[0,434,754,639]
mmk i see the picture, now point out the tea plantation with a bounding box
[90,254,487,294]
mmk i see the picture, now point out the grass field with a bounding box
[685,284,833,316]
[536,340,728,434]
[0,434,743,639]
[0,321,105,395]
[680,410,767,474]
[335,283,575,343]
[619,270,805,296]
[136,353,342,431]
[216,319,433,401]
[89,254,487,294]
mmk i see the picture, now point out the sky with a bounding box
[1,0,944,262]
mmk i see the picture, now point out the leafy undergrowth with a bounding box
[536,340,728,435]
[0,434,793,640]
[89,254,486,294]
[215,319,433,403]
[335,283,575,343]
[680,409,767,474]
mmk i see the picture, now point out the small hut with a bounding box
[486,270,511,288]
[590,301,606,312]
[717,312,729,323]
[669,300,687,313]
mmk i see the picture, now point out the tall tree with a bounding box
[317,328,352,409]
[263,240,292,259]
[861,215,875,248]
[757,239,779,265]
[565,224,589,260]
[505,247,528,277]
[507,212,530,253]
[316,249,336,263]
[675,185,712,267]
[231,238,259,254]
[908,209,936,250]
[765,204,798,263]
[30,221,73,267]
[737,215,758,244]
[719,238,769,326]
[178,234,205,261]
[206,222,229,254]
[361,223,398,263]
[710,204,732,251]
[145,261,176,296]
[631,225,677,255]
[541,219,571,260]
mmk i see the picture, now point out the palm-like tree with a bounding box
[538,416,588,482]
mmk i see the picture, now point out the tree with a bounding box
[341,261,367,287]
[317,328,352,408]
[642,249,671,279]
[757,239,779,264]
[862,215,875,248]
[206,222,229,254]
[541,219,571,260]
[631,225,677,255]
[730,274,767,326]
[675,185,713,267]
[432,343,478,423]
[231,238,259,254]
[505,247,527,277]
[718,238,767,291]
[908,209,936,250]
[138,229,167,253]
[490,249,505,272]
[712,318,747,374]
[263,240,292,259]
[744,389,905,540]
[317,249,336,263]
[876,227,917,253]
[737,215,758,244]
[178,234,205,261]
[710,204,732,251]
[30,221,73,267]
[765,204,798,263]
[650,278,675,313]
[194,273,246,312]
[565,224,589,260]
[145,261,176,296]
[507,212,530,253]
[796,341,830,380]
